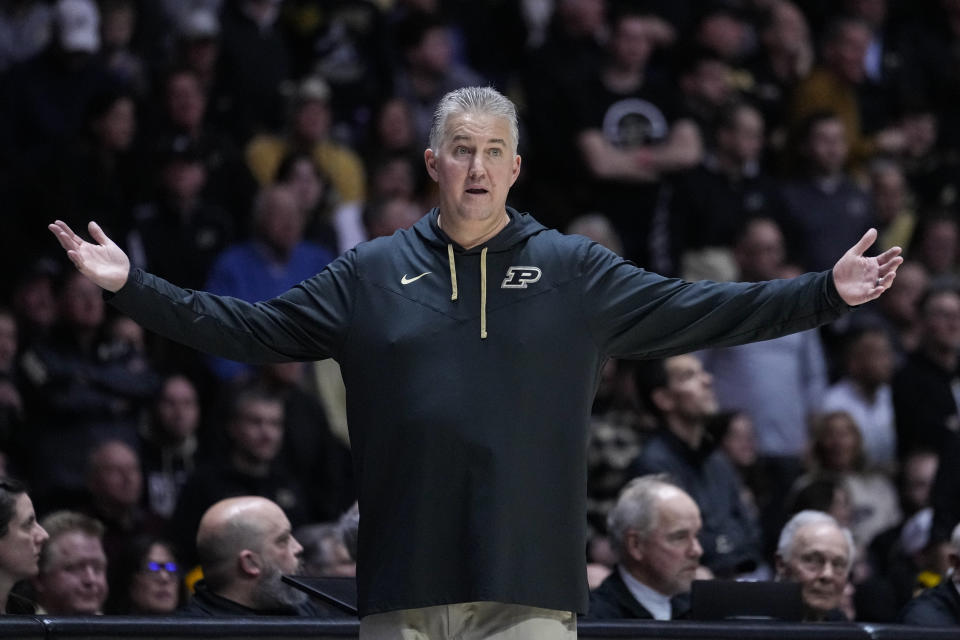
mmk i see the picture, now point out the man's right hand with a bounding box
[48,220,130,292]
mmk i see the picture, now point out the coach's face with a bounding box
[424,112,521,227]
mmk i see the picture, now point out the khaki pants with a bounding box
[359,601,577,640]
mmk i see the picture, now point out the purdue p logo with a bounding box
[501,266,542,289]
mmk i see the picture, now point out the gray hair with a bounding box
[428,86,519,155]
[607,474,676,561]
[38,511,105,573]
[777,510,856,562]
[951,521,960,552]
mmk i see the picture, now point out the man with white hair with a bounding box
[775,510,855,621]
[899,521,960,625]
[588,475,702,620]
[52,85,901,638]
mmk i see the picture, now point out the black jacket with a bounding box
[179,580,336,617]
[629,428,763,576]
[109,207,850,616]
[899,580,960,626]
[586,569,689,620]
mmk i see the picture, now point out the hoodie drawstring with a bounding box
[447,244,458,301]
[446,243,489,340]
[480,247,488,340]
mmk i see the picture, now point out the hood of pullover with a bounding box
[413,206,548,338]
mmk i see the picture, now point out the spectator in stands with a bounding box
[204,184,334,380]
[49,87,144,242]
[779,111,878,272]
[910,213,960,285]
[776,510,855,621]
[33,511,108,615]
[363,197,422,241]
[629,355,764,578]
[744,1,813,141]
[98,0,147,97]
[571,9,702,270]
[246,76,367,206]
[274,151,363,256]
[392,12,484,149]
[253,361,354,523]
[0,1,52,74]
[181,496,332,616]
[0,308,23,460]
[363,97,420,165]
[822,326,897,470]
[899,521,960,625]
[893,285,960,455]
[870,161,916,254]
[674,47,735,144]
[151,65,256,231]
[170,387,310,565]
[105,535,181,614]
[899,104,960,212]
[139,374,201,523]
[795,411,900,550]
[0,0,115,178]
[18,269,157,504]
[126,135,234,291]
[874,260,929,360]
[80,440,162,565]
[294,523,356,578]
[214,0,291,139]
[671,101,786,281]
[0,478,49,614]
[10,258,60,350]
[584,358,649,542]
[699,218,827,509]
[588,475,702,620]
[171,8,220,97]
[787,16,905,167]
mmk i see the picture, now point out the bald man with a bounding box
[181,497,335,617]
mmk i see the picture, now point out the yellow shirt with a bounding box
[245,136,367,203]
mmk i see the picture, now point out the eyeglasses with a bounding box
[143,561,179,575]
[797,551,849,575]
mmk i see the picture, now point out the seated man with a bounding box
[32,511,109,615]
[775,510,854,621]
[629,355,764,577]
[899,521,960,625]
[0,478,49,614]
[588,475,703,620]
[181,496,336,616]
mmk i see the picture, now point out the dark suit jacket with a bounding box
[899,580,960,626]
[586,568,689,620]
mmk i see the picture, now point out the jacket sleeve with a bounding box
[578,243,851,359]
[107,250,358,364]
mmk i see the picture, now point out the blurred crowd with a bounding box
[0,0,960,625]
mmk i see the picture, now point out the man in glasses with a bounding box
[775,510,855,621]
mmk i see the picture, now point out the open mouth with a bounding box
[466,188,488,195]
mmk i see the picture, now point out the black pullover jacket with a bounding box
[109,207,850,616]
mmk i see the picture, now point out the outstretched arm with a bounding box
[832,228,903,306]
[48,220,130,292]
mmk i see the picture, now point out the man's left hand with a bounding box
[832,228,903,306]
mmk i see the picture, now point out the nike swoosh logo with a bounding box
[401,272,432,285]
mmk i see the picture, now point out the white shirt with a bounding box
[822,378,896,469]
[619,566,672,620]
